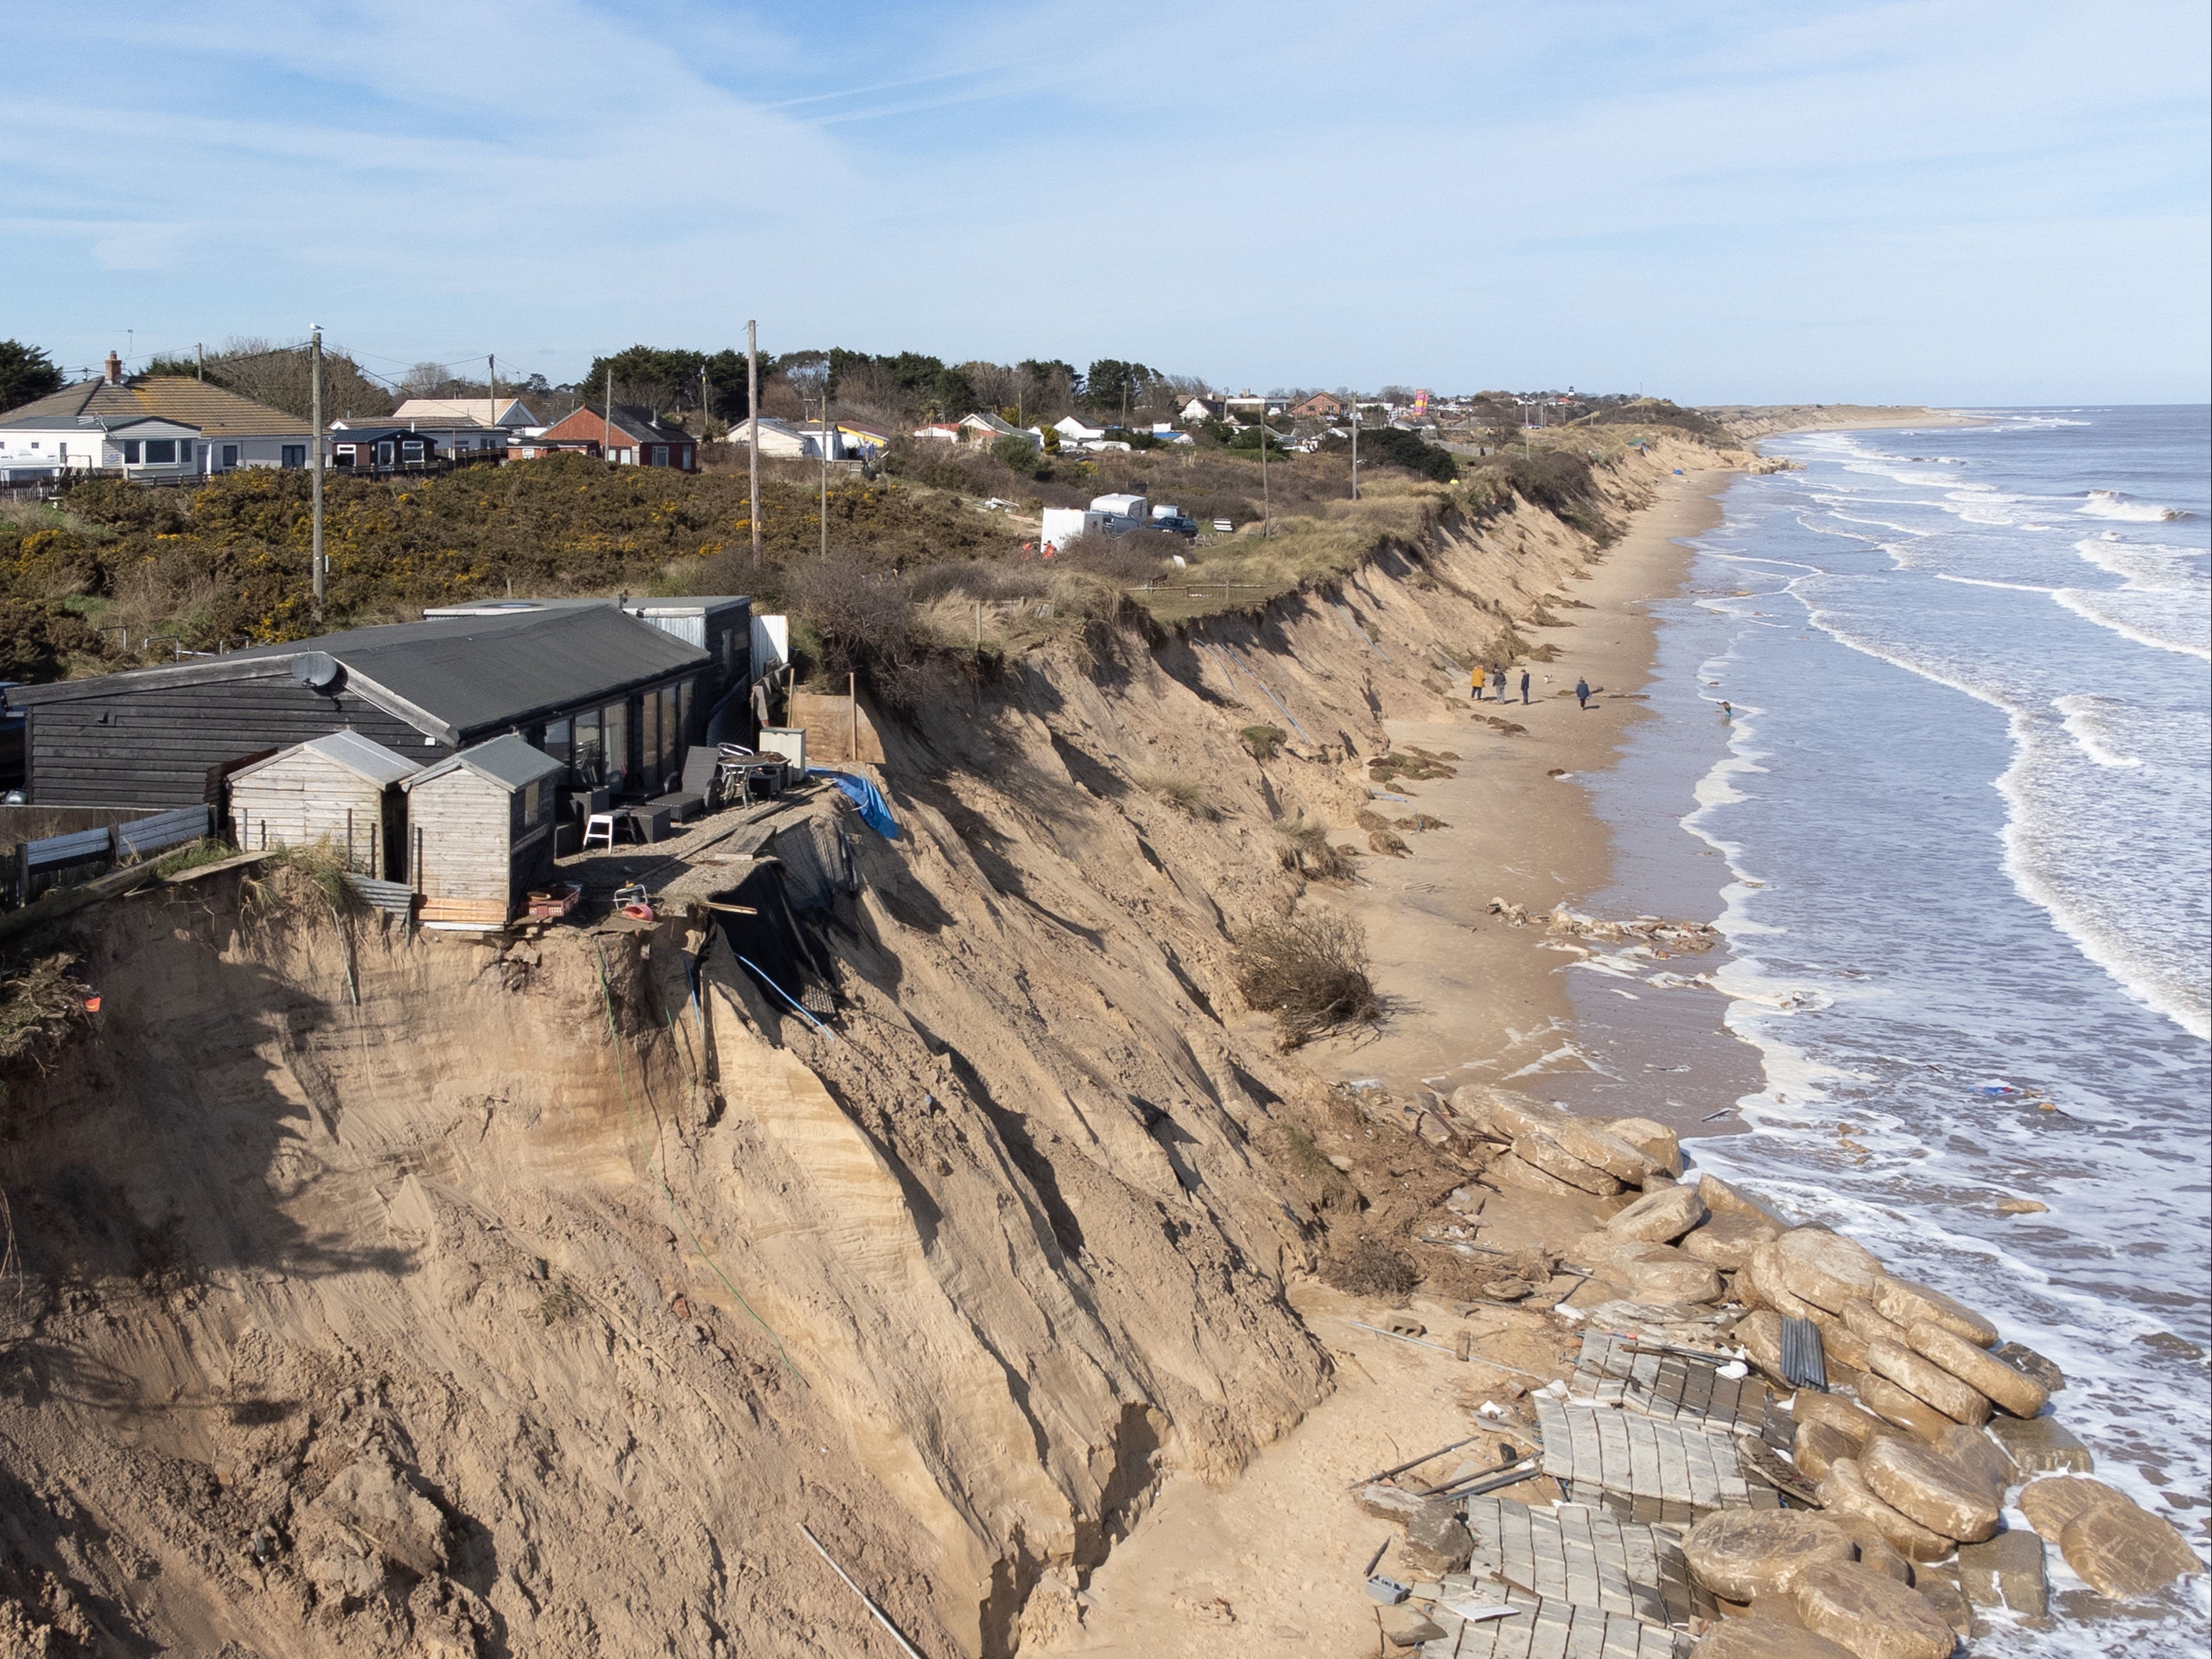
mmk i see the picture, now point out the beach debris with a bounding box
[1363,1574,1411,1605]
[1547,906,1720,952]
[1996,1197,2048,1215]
[1486,897,1530,925]
[1602,1183,1707,1243]
[1780,1317,1829,1392]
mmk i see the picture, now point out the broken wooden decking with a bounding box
[1568,1332,1774,1436]
[1461,1498,1714,1630]
[1416,1585,1694,1658]
[1535,1398,1776,1523]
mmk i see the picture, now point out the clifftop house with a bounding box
[0,353,313,478]
[390,397,541,431]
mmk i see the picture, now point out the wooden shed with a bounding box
[402,734,564,926]
[228,730,418,879]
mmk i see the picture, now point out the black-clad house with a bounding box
[8,601,748,811]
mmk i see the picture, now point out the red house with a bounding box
[532,403,697,471]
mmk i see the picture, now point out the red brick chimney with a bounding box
[104,352,123,385]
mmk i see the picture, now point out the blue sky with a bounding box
[6,1,2206,404]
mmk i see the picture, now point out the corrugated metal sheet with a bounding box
[116,805,210,859]
[1780,1316,1829,1392]
[345,874,417,917]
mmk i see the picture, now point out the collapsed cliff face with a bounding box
[0,436,1719,1657]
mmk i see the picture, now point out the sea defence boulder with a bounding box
[1694,1621,1857,1659]
[1862,1438,2002,1543]
[1681,1508,1857,1600]
[1867,1338,1992,1426]
[1604,1116,1684,1177]
[2019,1476,2205,1597]
[1603,1183,1707,1242]
[1773,1228,1886,1314]
[1790,1560,1959,1659]
[1680,1210,1778,1269]
[1908,1320,2049,1419]
[1870,1274,1998,1347]
[1454,1086,1668,1195]
[1815,1460,1954,1562]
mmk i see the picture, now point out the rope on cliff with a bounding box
[594,940,806,1386]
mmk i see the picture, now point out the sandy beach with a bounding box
[1304,462,1758,1130]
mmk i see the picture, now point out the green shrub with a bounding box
[1240,724,1287,761]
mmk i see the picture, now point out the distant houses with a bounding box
[390,396,541,431]
[0,354,313,478]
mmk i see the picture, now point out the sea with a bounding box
[1591,407,2210,1652]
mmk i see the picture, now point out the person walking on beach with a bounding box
[1519,668,1531,705]
[1720,700,1733,722]
[1471,664,1486,702]
[1575,676,1591,710]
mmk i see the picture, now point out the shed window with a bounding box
[522,780,546,823]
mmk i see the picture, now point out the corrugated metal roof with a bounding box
[11,606,707,740]
[404,733,563,793]
[0,376,311,437]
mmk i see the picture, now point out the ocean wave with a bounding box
[2053,588,2212,661]
[2080,488,2190,522]
[2053,694,2145,768]
[2072,535,2210,593]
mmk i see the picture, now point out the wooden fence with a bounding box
[9,805,210,906]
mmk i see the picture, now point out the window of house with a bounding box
[640,691,661,788]
[334,445,355,466]
[603,702,629,785]
[281,444,306,468]
[649,445,667,467]
[657,684,680,776]
[119,440,141,463]
[402,439,424,461]
[572,709,603,785]
[376,441,394,466]
[544,716,571,763]
[222,444,240,468]
[145,439,176,464]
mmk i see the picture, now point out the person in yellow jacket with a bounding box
[1470,664,1487,702]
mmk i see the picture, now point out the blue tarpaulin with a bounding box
[812,768,899,839]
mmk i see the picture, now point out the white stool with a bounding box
[581,811,618,851]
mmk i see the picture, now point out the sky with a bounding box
[5,1,2207,406]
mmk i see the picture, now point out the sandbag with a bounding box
[1451,1084,1567,1142]
[1840,1298,1911,1351]
[1826,1513,1913,1584]
[1867,1338,1991,1426]
[1681,1508,1856,1601]
[1795,1419,1856,1483]
[1680,1211,1777,1270]
[1815,1459,1955,1562]
[1776,1228,1886,1314]
[1485,1151,1589,1198]
[1603,1182,1707,1242]
[1933,1422,2017,1497]
[1869,1274,1997,1348]
[1700,1173,1795,1232]
[1693,1622,1857,1659]
[1611,1242,1723,1304]
[1736,1309,1786,1381]
[2057,1501,2206,1598]
[1862,1437,2002,1543]
[2017,1475,2135,1540]
[1857,1375,1958,1444]
[1793,1392,1891,1454]
[1549,1117,1663,1186]
[1746,1240,1822,1321]
[1604,1115,1683,1177]
[1907,1319,2049,1419]
[1512,1130,1623,1196]
[1790,1560,1959,1659]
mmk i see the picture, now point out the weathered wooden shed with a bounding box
[402,734,564,926]
[227,731,418,879]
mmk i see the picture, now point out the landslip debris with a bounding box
[1344,1083,2203,1655]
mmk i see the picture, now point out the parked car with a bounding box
[1151,512,1199,538]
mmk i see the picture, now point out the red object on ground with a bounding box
[83,997,101,1013]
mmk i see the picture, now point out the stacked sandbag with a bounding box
[1452,1085,1669,1198]
[1677,1510,1957,1659]
[1725,1221,2053,1446]
[1572,1180,1727,1301]
[2017,1476,2206,1598]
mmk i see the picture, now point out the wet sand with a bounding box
[1308,462,1763,1134]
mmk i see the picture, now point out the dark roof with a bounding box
[0,376,311,437]
[328,426,449,444]
[9,605,707,741]
[405,733,563,793]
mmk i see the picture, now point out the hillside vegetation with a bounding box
[0,422,1734,687]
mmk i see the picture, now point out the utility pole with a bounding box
[819,383,831,560]
[1259,398,1269,537]
[310,326,325,617]
[1350,398,1360,502]
[488,353,498,422]
[195,342,203,382]
[604,364,616,463]
[746,319,761,563]
[699,365,710,445]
